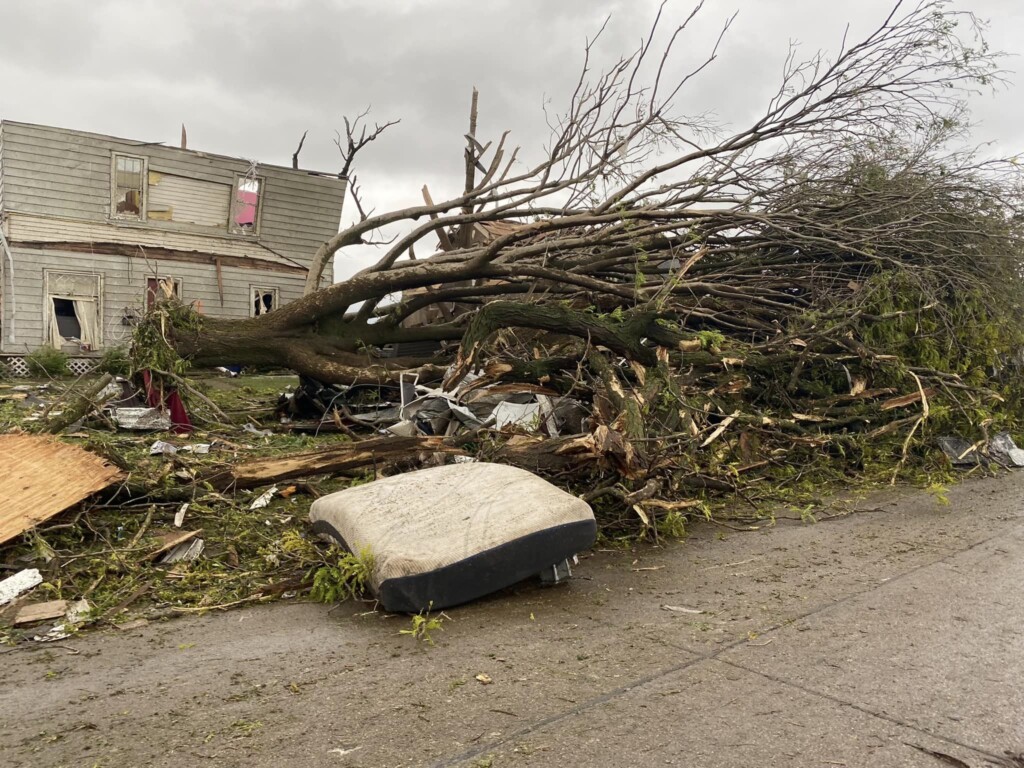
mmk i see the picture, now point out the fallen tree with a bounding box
[143,1,1019,380]
[132,0,1024,522]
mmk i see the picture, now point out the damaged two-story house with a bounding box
[0,121,346,374]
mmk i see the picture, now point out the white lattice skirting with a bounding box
[1,356,96,378]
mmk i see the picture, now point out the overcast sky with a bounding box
[1,0,1021,277]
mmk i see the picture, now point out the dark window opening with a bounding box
[251,287,278,316]
[52,298,82,340]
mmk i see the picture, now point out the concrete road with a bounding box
[2,474,1022,767]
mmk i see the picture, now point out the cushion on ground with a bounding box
[308,462,596,612]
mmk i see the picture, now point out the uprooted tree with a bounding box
[137,0,1024,518]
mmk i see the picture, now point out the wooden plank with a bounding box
[14,600,68,625]
[0,434,124,545]
[215,258,225,306]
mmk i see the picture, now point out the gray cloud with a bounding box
[1,0,1021,276]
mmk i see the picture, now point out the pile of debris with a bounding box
[1,318,1023,643]
[6,0,1024,636]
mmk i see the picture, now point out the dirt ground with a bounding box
[2,470,1023,767]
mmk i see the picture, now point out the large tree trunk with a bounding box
[166,314,451,385]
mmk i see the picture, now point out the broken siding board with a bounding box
[148,157,239,186]
[0,434,124,544]
[148,173,231,228]
[2,120,344,221]
[12,241,306,275]
[6,213,294,265]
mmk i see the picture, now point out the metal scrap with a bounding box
[989,432,1024,467]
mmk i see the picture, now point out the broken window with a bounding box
[45,271,102,350]
[146,277,182,310]
[251,287,278,317]
[112,154,146,219]
[230,176,262,234]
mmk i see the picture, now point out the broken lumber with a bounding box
[44,373,115,433]
[204,435,466,490]
[14,600,68,626]
[0,434,124,544]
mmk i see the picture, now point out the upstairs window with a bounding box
[230,176,262,234]
[112,154,146,219]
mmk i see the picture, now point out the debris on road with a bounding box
[14,600,69,626]
[937,437,983,467]
[988,432,1024,468]
[661,604,705,615]
[32,598,91,642]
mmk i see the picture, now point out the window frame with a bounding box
[145,276,183,310]
[249,286,279,317]
[43,269,104,349]
[229,174,264,236]
[110,153,148,221]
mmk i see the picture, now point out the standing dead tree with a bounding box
[147,1,1020,393]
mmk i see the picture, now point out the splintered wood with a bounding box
[0,433,124,544]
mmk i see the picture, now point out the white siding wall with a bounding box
[0,121,345,272]
[0,246,307,354]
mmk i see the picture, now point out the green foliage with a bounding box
[656,510,688,539]
[926,483,951,506]
[97,346,131,376]
[697,330,726,352]
[309,546,375,603]
[25,346,68,377]
[851,271,1021,382]
[130,302,202,377]
[399,602,447,645]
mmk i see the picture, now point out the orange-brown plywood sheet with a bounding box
[0,434,125,544]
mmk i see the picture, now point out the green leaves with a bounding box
[309,546,375,604]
